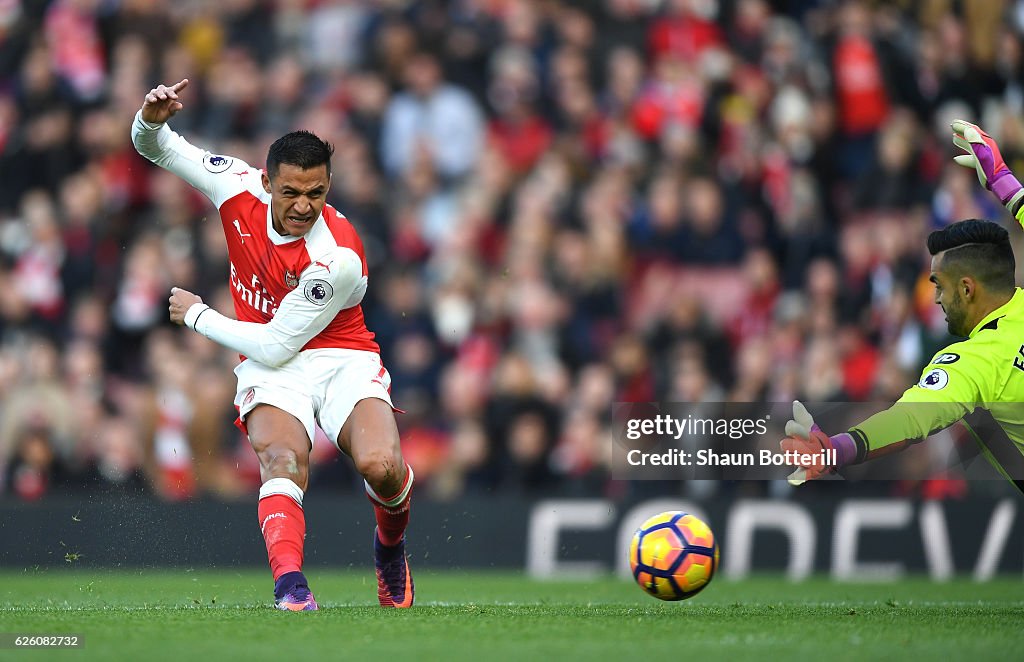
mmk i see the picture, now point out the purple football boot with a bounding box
[374,529,414,608]
[274,571,318,611]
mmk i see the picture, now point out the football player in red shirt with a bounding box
[134,79,414,610]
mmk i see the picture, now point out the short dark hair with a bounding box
[266,130,334,179]
[927,219,1016,292]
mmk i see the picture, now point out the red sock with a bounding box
[366,465,413,547]
[257,479,306,580]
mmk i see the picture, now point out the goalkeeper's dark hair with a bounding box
[927,219,1016,293]
[266,130,334,179]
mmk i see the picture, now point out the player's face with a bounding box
[930,254,969,336]
[264,164,331,237]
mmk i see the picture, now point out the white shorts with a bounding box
[233,348,395,448]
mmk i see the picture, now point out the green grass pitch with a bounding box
[0,570,1021,660]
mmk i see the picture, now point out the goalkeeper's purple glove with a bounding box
[952,119,1024,215]
[780,401,858,485]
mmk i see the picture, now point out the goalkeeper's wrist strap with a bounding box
[992,170,1024,210]
[845,428,870,465]
[1005,187,1024,216]
[183,303,211,331]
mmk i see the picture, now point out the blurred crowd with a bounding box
[2,0,1024,502]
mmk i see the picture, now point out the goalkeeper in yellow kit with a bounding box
[783,121,1024,491]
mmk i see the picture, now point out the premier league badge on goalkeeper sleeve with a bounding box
[918,368,949,390]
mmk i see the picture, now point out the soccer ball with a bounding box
[629,511,719,601]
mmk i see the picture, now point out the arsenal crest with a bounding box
[284,270,299,288]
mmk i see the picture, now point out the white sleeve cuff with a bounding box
[133,109,164,131]
[183,303,211,331]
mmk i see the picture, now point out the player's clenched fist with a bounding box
[780,401,858,485]
[951,119,1024,215]
[168,286,204,326]
[141,79,189,125]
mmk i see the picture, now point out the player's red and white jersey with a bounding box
[132,114,378,355]
[215,172,377,353]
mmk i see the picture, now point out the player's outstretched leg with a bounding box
[366,465,414,608]
[258,477,318,611]
[342,397,413,607]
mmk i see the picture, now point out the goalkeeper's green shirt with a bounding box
[852,287,1024,486]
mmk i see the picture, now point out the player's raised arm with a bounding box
[951,119,1024,227]
[132,79,255,208]
[168,247,367,367]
